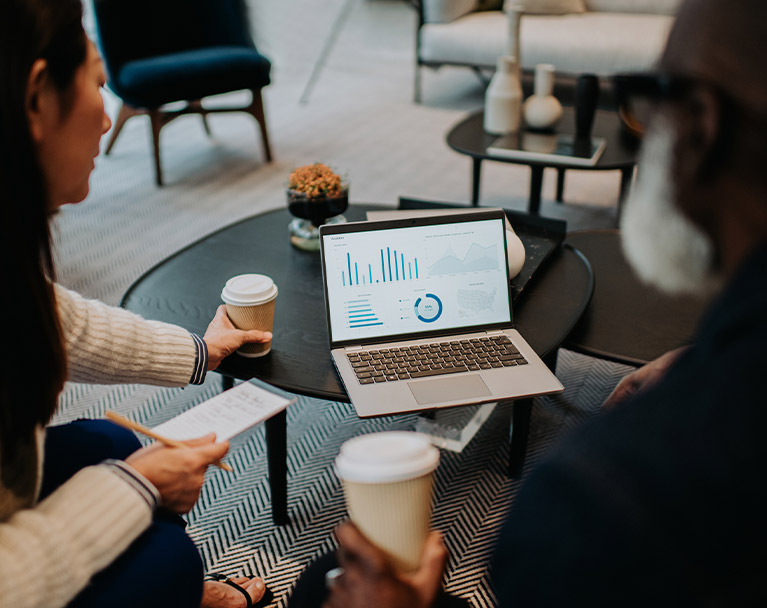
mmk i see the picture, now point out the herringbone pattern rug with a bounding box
[55,350,632,607]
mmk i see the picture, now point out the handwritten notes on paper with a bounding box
[152,382,292,441]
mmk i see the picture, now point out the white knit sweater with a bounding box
[0,285,199,608]
[56,284,197,387]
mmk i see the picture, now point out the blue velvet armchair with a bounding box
[92,0,273,185]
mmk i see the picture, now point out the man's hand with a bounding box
[203,305,272,370]
[602,346,689,411]
[323,521,447,608]
[126,434,229,513]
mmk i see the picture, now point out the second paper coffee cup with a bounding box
[335,432,439,572]
[221,274,278,357]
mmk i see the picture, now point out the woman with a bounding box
[0,0,270,606]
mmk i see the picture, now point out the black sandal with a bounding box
[205,572,274,608]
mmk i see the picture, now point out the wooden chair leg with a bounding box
[201,114,212,137]
[148,109,164,186]
[189,100,212,137]
[105,103,140,155]
[414,63,422,104]
[249,89,273,163]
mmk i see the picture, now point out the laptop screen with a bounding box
[320,213,512,345]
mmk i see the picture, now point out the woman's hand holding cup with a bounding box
[219,274,278,359]
[203,305,273,370]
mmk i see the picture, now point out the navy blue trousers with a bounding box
[41,420,204,608]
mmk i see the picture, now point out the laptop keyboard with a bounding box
[347,335,528,384]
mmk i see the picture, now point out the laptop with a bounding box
[319,209,563,417]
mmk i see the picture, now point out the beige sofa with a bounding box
[415,0,681,102]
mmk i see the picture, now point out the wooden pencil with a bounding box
[105,410,233,472]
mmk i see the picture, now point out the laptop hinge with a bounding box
[485,330,504,336]
[345,345,363,352]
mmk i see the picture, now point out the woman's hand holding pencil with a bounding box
[106,410,232,514]
[105,411,233,471]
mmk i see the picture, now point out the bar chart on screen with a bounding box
[346,298,383,329]
[340,248,420,287]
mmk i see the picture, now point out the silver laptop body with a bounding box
[319,210,563,417]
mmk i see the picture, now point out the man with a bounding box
[314,0,767,605]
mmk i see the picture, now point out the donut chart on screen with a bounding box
[414,293,442,323]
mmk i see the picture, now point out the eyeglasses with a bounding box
[613,72,697,137]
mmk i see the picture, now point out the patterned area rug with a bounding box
[54,350,633,606]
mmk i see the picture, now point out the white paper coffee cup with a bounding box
[221,274,278,357]
[335,432,440,572]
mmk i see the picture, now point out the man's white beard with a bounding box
[620,115,721,296]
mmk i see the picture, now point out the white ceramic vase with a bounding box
[523,64,563,131]
[483,56,523,135]
[505,4,524,78]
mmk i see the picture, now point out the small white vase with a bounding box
[483,56,523,135]
[523,64,563,131]
[505,4,524,78]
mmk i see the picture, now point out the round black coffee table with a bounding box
[446,108,640,214]
[122,205,593,400]
[563,230,711,366]
[121,204,594,523]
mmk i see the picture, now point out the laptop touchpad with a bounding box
[408,374,492,405]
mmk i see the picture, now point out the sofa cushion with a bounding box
[116,46,271,107]
[422,0,477,23]
[419,11,675,74]
[583,0,681,15]
[431,0,589,22]
[519,0,585,14]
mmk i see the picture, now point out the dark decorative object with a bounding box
[575,74,600,139]
[287,190,348,251]
[286,163,348,250]
[287,190,349,228]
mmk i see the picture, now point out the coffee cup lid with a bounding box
[334,432,439,484]
[221,274,278,306]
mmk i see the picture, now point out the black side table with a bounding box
[446,108,640,215]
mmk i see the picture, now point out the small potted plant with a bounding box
[287,163,349,250]
[287,163,349,225]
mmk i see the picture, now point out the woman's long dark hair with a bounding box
[0,0,86,465]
